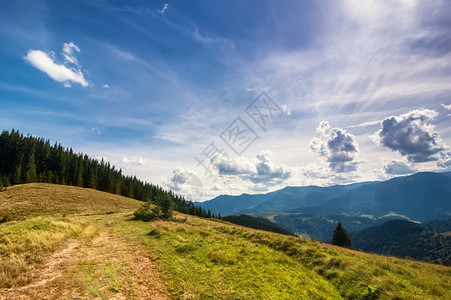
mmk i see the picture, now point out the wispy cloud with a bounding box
[245,1,451,119]
[62,42,80,65]
[158,3,168,14]
[24,42,89,87]
[191,25,236,50]
[442,103,451,117]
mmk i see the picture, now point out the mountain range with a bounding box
[201,171,451,220]
[200,171,451,241]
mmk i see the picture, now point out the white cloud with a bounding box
[191,25,236,49]
[91,127,101,135]
[371,109,447,162]
[24,43,89,87]
[310,121,360,173]
[383,159,416,175]
[442,104,451,117]
[103,84,110,88]
[347,120,381,129]
[62,42,80,65]
[211,151,291,184]
[437,154,451,170]
[118,156,147,168]
[158,3,168,14]
[164,168,203,201]
[281,104,292,116]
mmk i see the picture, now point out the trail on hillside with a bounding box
[0,216,168,300]
[0,240,79,300]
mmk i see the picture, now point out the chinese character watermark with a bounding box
[173,170,204,202]
[219,117,259,155]
[172,92,286,201]
[245,92,284,132]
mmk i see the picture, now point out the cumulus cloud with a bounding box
[371,109,447,162]
[103,84,110,88]
[437,155,451,170]
[442,104,451,117]
[383,159,416,175]
[118,156,147,168]
[158,3,168,14]
[165,168,203,201]
[24,42,89,87]
[211,151,291,184]
[310,121,360,173]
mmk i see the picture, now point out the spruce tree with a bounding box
[23,151,37,183]
[331,222,353,249]
[160,195,173,220]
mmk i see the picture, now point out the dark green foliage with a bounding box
[134,197,174,222]
[424,219,451,233]
[352,219,451,265]
[134,202,160,221]
[222,215,293,236]
[0,129,215,220]
[331,222,353,249]
[160,195,174,220]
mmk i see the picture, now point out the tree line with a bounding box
[0,129,217,219]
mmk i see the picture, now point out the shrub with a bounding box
[134,200,174,222]
[133,202,160,222]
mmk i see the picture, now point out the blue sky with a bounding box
[1,0,451,201]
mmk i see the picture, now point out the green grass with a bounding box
[74,259,125,298]
[1,183,451,299]
[118,216,451,299]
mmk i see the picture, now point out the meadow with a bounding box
[1,183,450,299]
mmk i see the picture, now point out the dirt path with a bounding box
[0,217,168,300]
[0,240,79,300]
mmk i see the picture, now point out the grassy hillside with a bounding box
[0,183,142,218]
[1,184,450,299]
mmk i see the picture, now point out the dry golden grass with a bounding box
[0,183,142,218]
[0,184,144,292]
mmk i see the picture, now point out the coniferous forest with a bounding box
[0,129,215,219]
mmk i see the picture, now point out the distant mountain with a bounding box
[352,219,451,265]
[221,215,293,236]
[200,172,451,222]
[325,172,451,221]
[424,219,451,233]
[200,182,374,215]
[252,212,409,242]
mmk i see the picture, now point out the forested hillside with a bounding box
[0,129,212,218]
[352,219,451,265]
